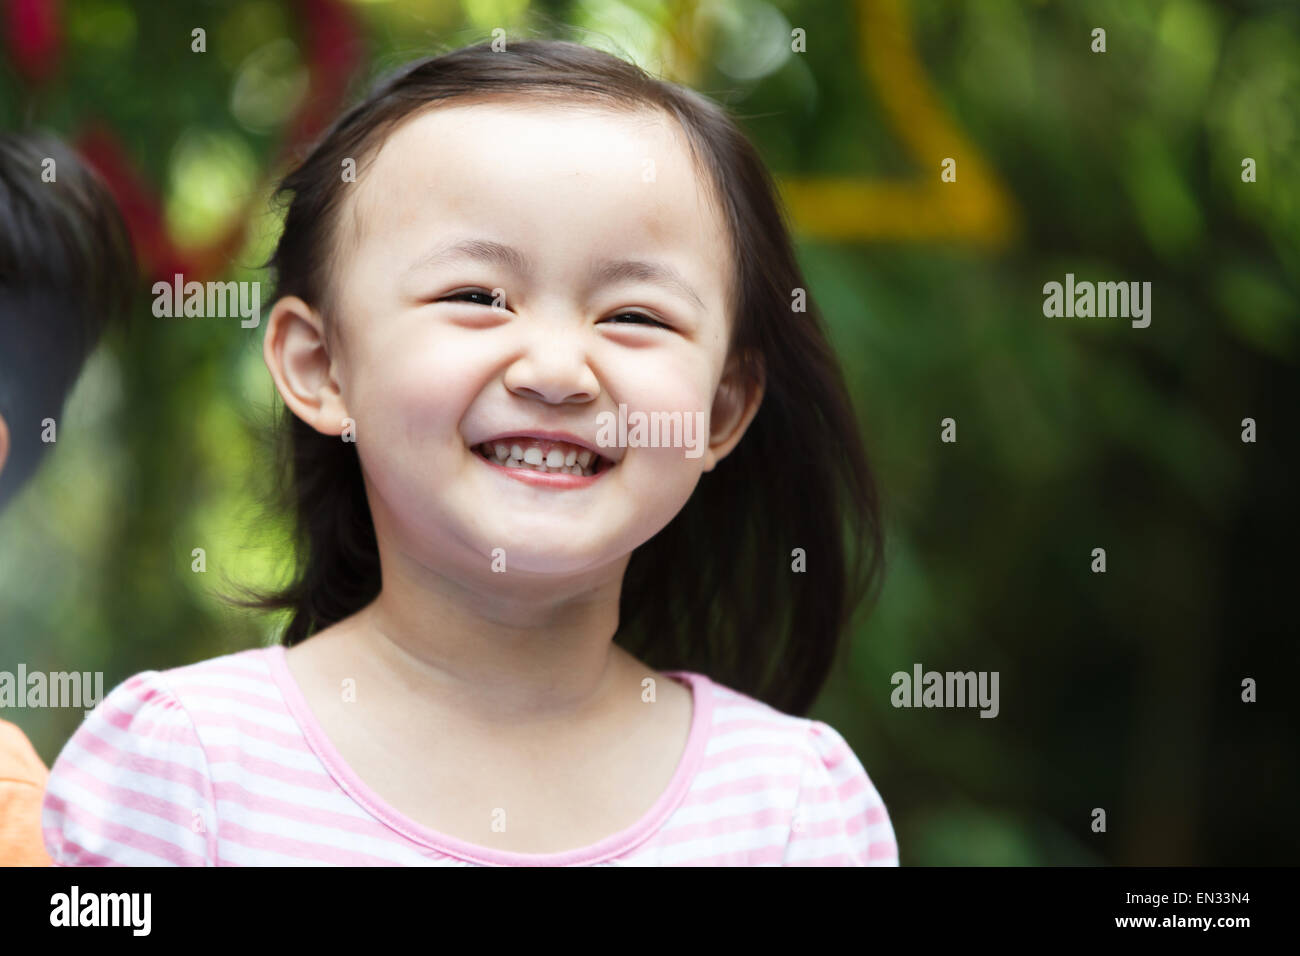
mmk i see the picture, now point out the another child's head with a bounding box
[0,133,134,510]
[260,39,883,714]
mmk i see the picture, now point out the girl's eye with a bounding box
[437,293,669,330]
[439,289,503,307]
[600,312,671,330]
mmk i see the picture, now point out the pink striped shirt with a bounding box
[41,646,898,866]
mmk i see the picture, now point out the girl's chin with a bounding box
[460,519,639,578]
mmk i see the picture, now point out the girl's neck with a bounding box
[338,549,638,726]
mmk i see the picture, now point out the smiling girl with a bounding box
[42,39,896,866]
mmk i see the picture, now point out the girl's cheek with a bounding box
[604,348,711,402]
[351,328,473,415]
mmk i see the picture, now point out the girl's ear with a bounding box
[263,295,351,436]
[0,412,9,480]
[703,352,765,472]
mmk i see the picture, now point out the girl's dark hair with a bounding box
[258,38,884,716]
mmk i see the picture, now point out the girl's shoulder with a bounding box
[81,646,285,738]
[669,671,899,865]
[679,669,873,759]
[156,644,280,692]
[55,645,279,742]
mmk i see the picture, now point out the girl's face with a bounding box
[273,101,758,582]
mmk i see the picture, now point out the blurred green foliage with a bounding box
[1,0,1296,864]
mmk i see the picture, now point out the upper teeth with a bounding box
[479,439,601,476]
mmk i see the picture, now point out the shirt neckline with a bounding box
[264,643,713,866]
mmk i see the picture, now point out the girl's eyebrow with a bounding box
[407,237,530,280]
[594,257,706,312]
[406,236,706,311]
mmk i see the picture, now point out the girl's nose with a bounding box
[503,336,600,405]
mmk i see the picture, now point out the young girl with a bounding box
[41,39,896,866]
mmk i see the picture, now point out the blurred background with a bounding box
[1,0,1297,865]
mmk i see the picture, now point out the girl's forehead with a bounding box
[346,102,727,255]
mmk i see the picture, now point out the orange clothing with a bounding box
[0,719,52,865]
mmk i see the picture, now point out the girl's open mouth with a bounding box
[473,438,614,478]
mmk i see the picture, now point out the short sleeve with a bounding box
[41,670,218,866]
[783,719,899,866]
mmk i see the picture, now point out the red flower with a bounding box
[5,0,62,85]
